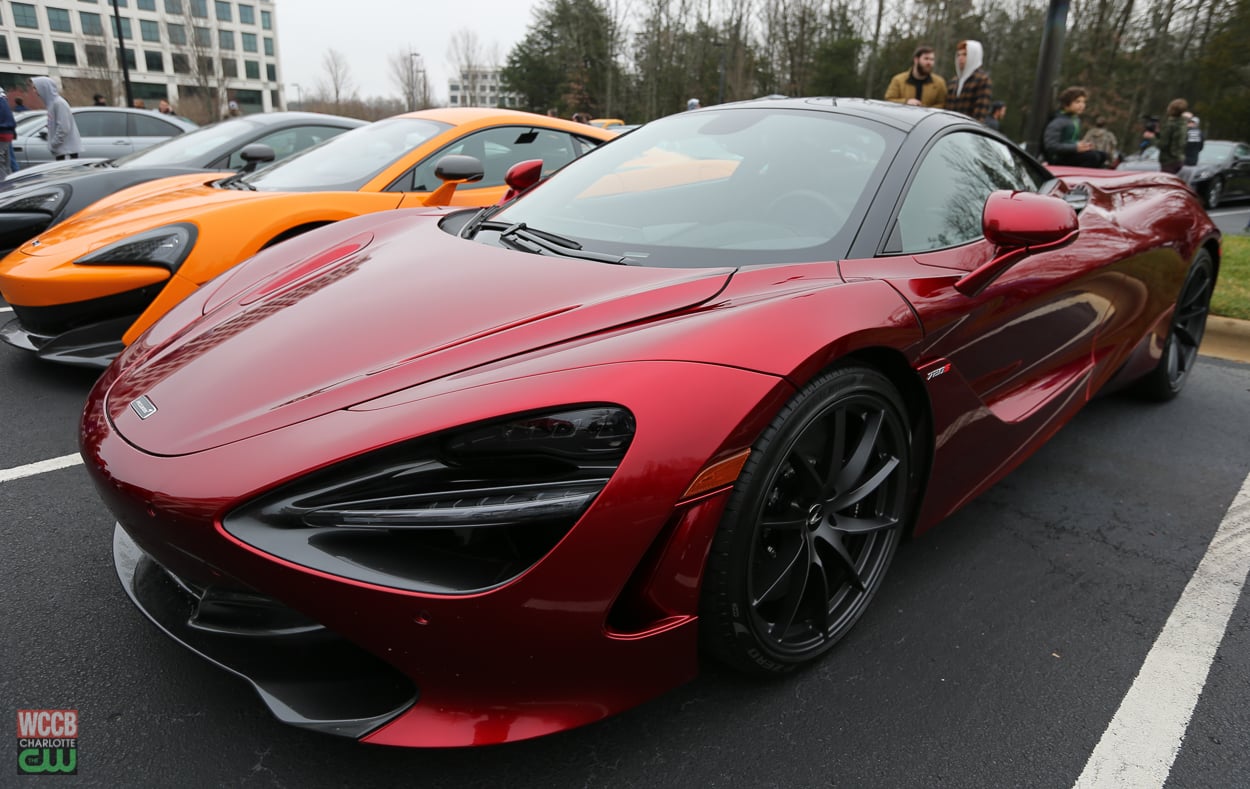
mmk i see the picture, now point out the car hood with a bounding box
[18,175,284,258]
[105,212,734,456]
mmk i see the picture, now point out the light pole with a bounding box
[290,82,302,110]
[110,0,134,107]
[409,51,423,110]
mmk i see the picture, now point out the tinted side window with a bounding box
[892,132,1045,253]
[406,126,579,192]
[129,114,185,137]
[75,111,127,137]
[226,125,350,168]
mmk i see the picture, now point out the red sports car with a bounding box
[81,98,1220,748]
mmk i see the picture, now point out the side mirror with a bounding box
[38,130,48,140]
[237,143,276,173]
[422,154,484,206]
[499,159,543,203]
[956,190,1079,296]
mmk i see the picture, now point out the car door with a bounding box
[393,126,602,207]
[128,113,189,155]
[13,112,52,165]
[1230,143,1250,198]
[843,130,1122,522]
[73,111,134,159]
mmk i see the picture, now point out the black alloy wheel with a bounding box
[1206,178,1223,210]
[700,365,913,675]
[1137,248,1216,400]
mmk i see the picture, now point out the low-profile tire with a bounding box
[700,365,913,675]
[1205,178,1223,210]
[1135,248,1215,401]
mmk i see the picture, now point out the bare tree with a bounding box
[448,28,490,106]
[318,49,356,110]
[389,49,432,110]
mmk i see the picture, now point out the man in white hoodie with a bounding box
[944,40,993,123]
[31,76,82,160]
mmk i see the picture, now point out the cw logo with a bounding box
[18,748,77,774]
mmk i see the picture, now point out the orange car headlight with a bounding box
[75,223,198,272]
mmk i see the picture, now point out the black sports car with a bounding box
[0,111,365,255]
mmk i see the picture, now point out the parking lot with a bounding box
[2,299,1248,786]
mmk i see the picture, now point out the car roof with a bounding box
[65,105,200,129]
[693,96,971,133]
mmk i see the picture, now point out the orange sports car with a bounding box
[0,108,614,367]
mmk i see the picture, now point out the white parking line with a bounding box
[1074,471,1250,788]
[0,306,12,313]
[0,453,83,483]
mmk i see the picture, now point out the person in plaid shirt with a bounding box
[945,40,993,122]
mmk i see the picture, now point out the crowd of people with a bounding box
[876,39,1205,174]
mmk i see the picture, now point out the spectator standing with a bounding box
[157,99,176,115]
[1138,116,1159,154]
[32,77,81,161]
[1042,86,1105,167]
[1082,117,1119,168]
[92,93,107,106]
[12,97,27,113]
[1156,98,1188,174]
[1184,114,1204,166]
[0,87,16,178]
[884,45,947,108]
[687,98,701,111]
[945,40,993,122]
[985,101,1006,131]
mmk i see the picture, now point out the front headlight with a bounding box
[75,223,197,272]
[1192,168,1213,181]
[0,185,70,214]
[224,406,636,593]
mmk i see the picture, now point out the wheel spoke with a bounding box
[767,537,812,638]
[835,410,882,492]
[753,535,806,605]
[787,445,825,500]
[813,522,866,590]
[1175,323,1199,351]
[821,408,847,490]
[829,456,900,510]
[833,513,901,536]
[761,509,808,531]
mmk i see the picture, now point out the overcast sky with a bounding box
[275,0,544,106]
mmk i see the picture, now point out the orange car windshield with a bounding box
[243,117,452,192]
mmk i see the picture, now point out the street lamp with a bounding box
[409,51,423,110]
[110,0,134,108]
[290,82,302,110]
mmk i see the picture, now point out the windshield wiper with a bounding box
[215,172,256,190]
[488,220,628,265]
[459,204,506,239]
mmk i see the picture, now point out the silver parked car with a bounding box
[11,107,198,167]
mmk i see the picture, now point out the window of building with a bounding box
[18,37,44,62]
[260,9,270,29]
[238,3,253,24]
[12,3,38,28]
[140,19,160,41]
[53,40,77,64]
[113,0,127,6]
[241,32,256,52]
[167,22,185,44]
[265,62,275,80]
[193,25,210,46]
[111,16,132,39]
[222,57,238,77]
[190,0,207,17]
[244,59,258,79]
[197,55,213,72]
[215,1,231,22]
[263,37,272,56]
[85,43,107,66]
[218,29,234,49]
[138,0,156,9]
[172,52,190,73]
[164,0,183,12]
[80,11,103,35]
[47,7,72,32]
[123,47,136,69]
[145,50,163,71]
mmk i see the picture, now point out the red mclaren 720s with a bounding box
[81,98,1220,747]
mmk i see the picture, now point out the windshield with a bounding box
[16,112,47,136]
[1197,141,1234,165]
[111,118,261,168]
[243,117,450,192]
[488,107,897,267]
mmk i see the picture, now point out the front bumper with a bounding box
[113,524,417,738]
[2,314,128,368]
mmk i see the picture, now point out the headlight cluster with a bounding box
[223,406,636,594]
[0,185,70,214]
[75,223,197,272]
